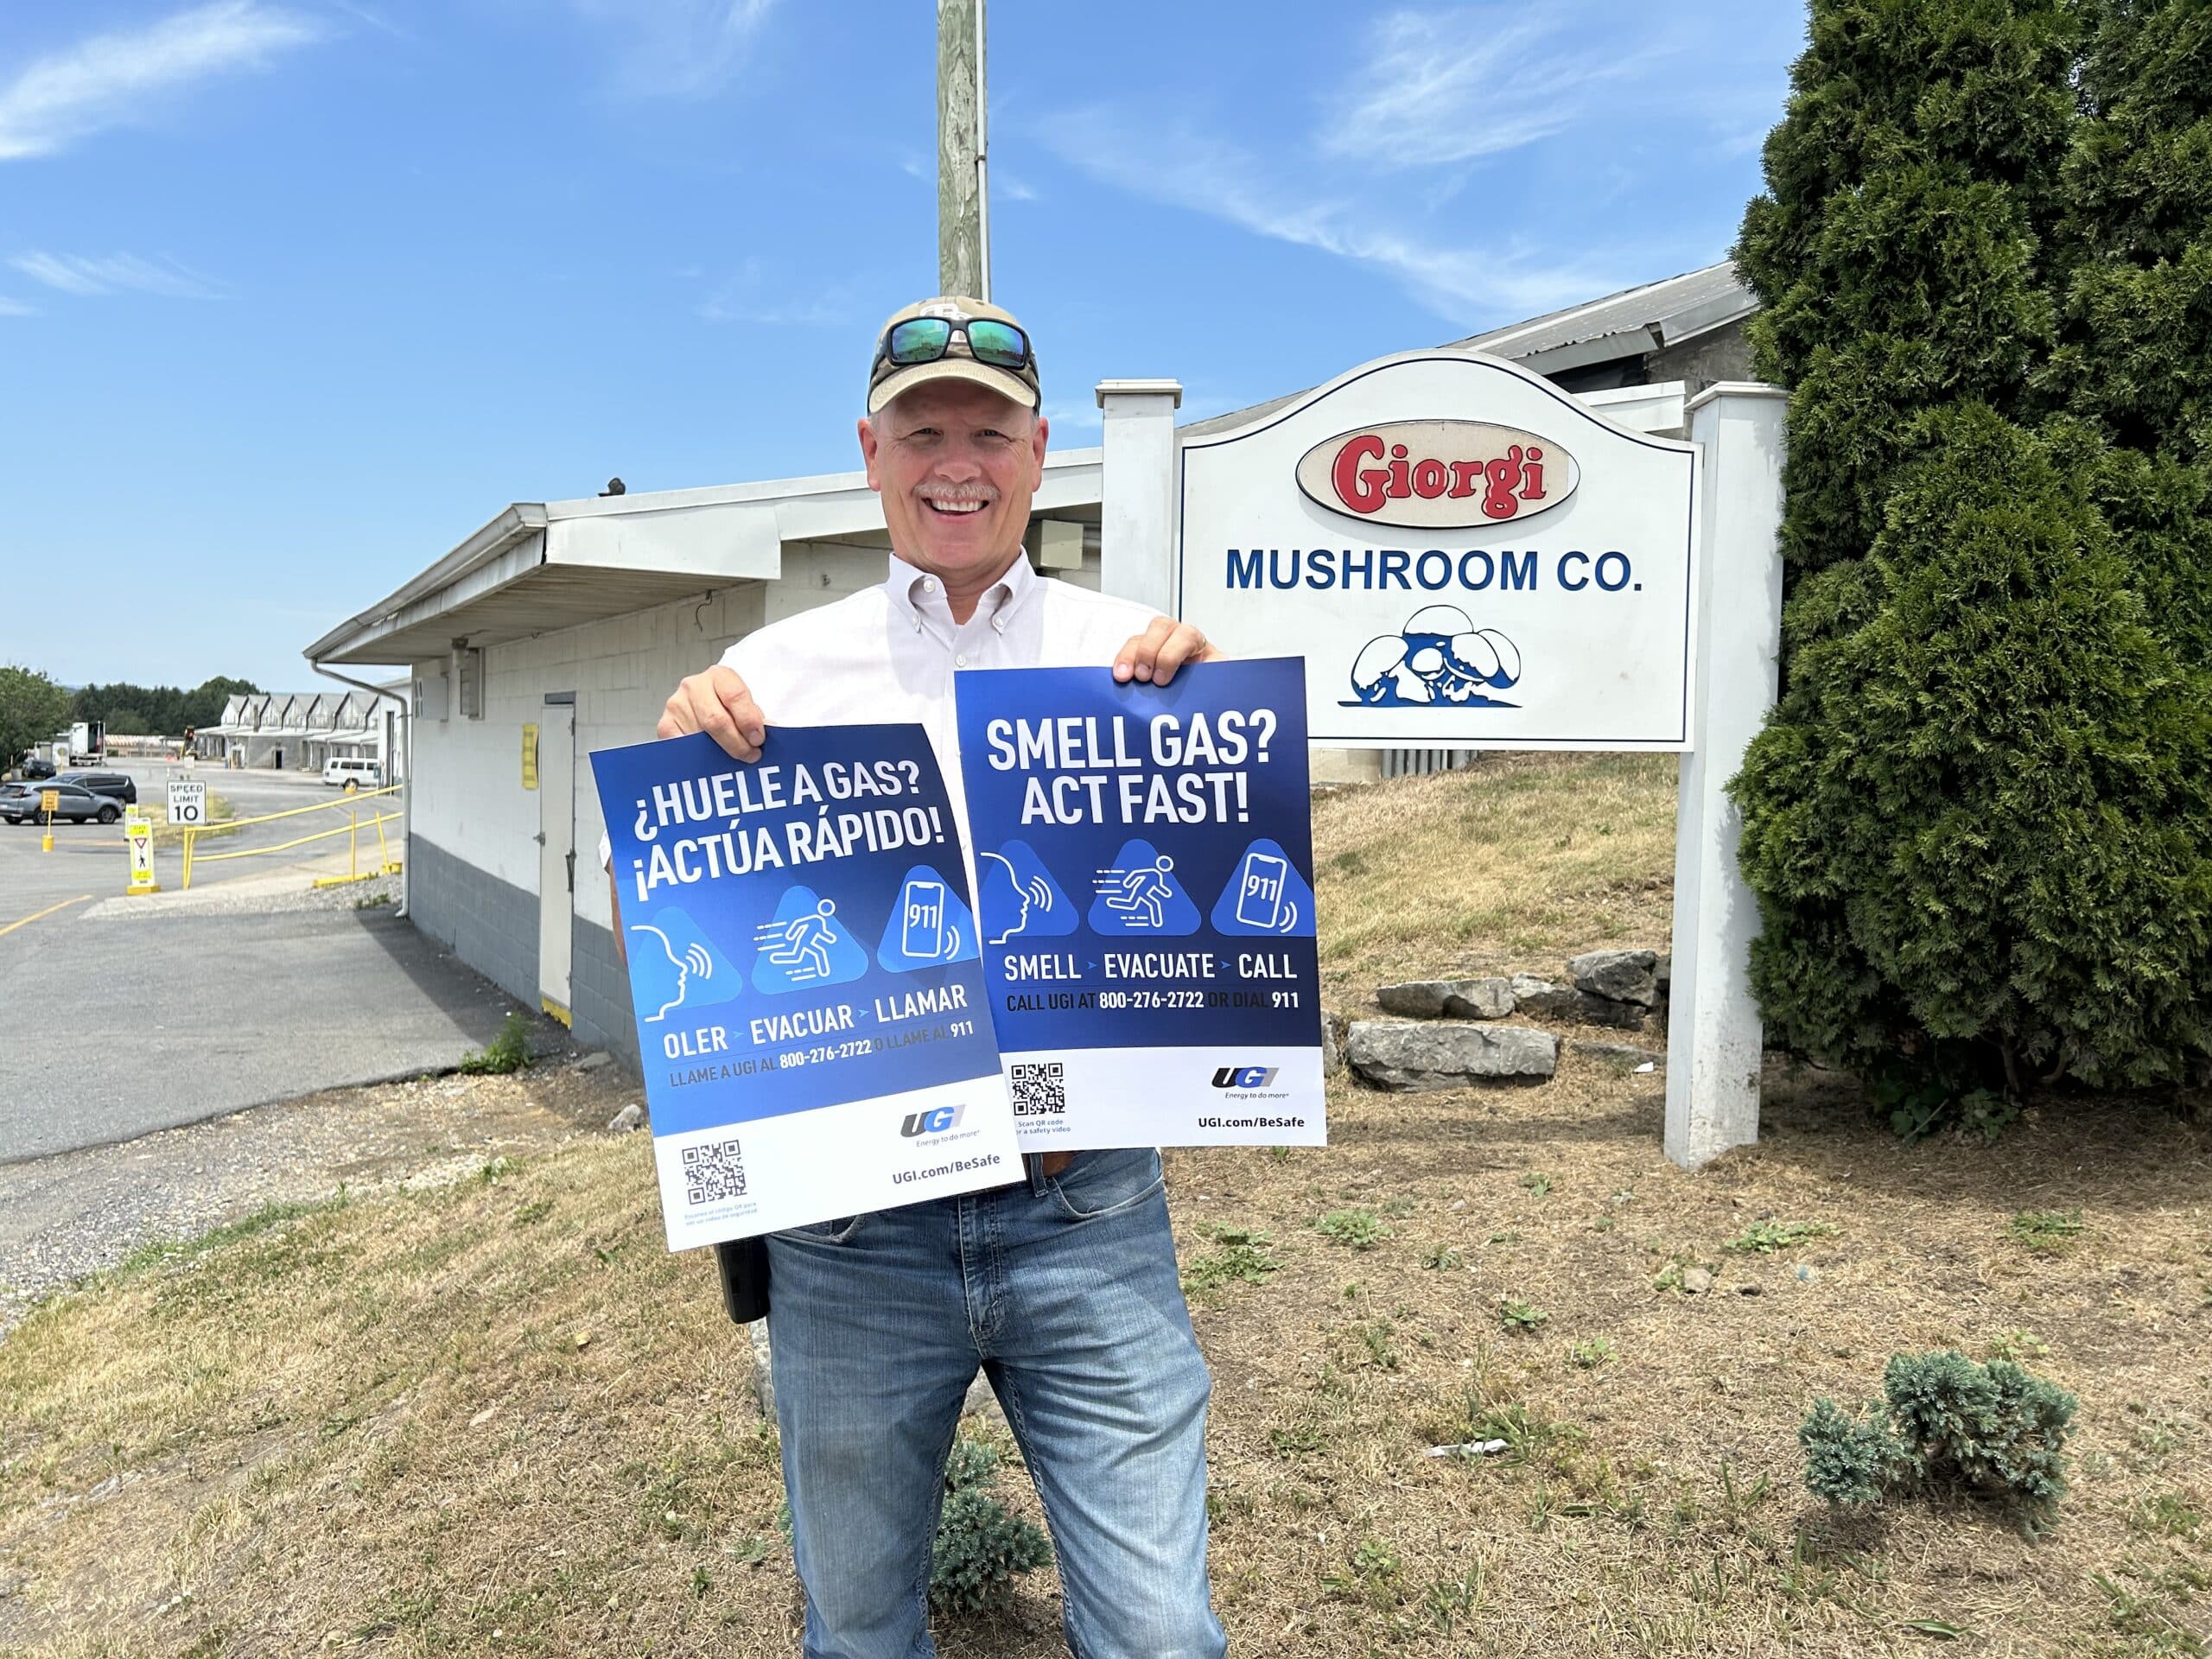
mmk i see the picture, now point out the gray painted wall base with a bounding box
[409,836,541,1014]
[572,917,639,1071]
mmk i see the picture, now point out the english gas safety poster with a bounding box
[593,726,1017,1249]
[953,658,1327,1149]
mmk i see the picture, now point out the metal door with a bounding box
[537,701,575,1025]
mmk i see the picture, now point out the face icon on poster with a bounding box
[628,906,745,1020]
[1210,840,1318,938]
[877,866,982,971]
[751,887,871,993]
[1088,839,1201,935]
[977,839,1077,945]
[1347,604,1521,709]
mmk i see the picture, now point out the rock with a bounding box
[607,1103,645,1134]
[1509,974,1578,1018]
[1567,949,1660,1007]
[1320,1009,1350,1072]
[1680,1267,1713,1295]
[574,1050,614,1072]
[1569,1040,1664,1068]
[963,1371,1006,1425]
[1345,1021,1557,1090]
[1376,977,1515,1020]
[748,1321,775,1417]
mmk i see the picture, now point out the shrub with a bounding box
[1729,0,2212,1128]
[458,1012,531,1076]
[1802,1350,2077,1530]
[929,1436,1052,1616]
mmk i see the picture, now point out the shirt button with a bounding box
[955,652,969,667]
[923,577,938,594]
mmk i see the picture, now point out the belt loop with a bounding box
[1024,1152,1049,1196]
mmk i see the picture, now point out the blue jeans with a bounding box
[764,1147,1226,1659]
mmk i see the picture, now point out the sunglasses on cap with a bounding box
[871,315,1034,377]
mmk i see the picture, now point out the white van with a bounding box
[323,756,384,791]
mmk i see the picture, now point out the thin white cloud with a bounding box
[569,0,775,99]
[10,251,226,299]
[1323,7,1668,169]
[698,257,855,327]
[0,296,36,317]
[1039,110,1622,326]
[0,2,325,162]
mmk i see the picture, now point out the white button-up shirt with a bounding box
[603,553,1161,874]
[725,552,1160,848]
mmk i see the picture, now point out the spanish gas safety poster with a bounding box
[591,726,1017,1249]
[952,657,1326,1149]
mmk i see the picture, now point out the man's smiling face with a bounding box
[859,379,1048,600]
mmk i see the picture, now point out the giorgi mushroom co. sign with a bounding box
[1294,420,1579,529]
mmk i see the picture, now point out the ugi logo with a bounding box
[900,1104,965,1138]
[1211,1065,1278,1090]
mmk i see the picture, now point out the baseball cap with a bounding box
[867,296,1041,415]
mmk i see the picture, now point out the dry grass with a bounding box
[4,760,2209,1657]
[1313,753,1676,1001]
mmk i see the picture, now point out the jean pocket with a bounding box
[1046,1147,1164,1222]
[785,1214,865,1245]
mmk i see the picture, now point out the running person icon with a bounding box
[754,898,840,982]
[1096,854,1176,930]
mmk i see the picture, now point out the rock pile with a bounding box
[1342,948,1669,1090]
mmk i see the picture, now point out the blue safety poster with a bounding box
[591,725,1017,1249]
[953,658,1326,1148]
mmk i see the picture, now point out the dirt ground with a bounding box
[1,760,2206,1657]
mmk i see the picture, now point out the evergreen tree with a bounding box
[1729,0,2212,1116]
[2045,0,2212,667]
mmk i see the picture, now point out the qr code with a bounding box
[682,1138,747,1206]
[1009,1061,1066,1116]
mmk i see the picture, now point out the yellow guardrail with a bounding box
[181,784,404,890]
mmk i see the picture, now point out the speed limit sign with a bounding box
[168,779,207,826]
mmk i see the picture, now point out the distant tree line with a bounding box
[71,677,263,737]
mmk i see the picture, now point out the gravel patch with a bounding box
[0,1057,638,1340]
[85,869,402,922]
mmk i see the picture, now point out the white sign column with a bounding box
[1664,384,1788,1167]
[1096,378,1181,615]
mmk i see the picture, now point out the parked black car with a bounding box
[59,770,137,805]
[3,783,120,824]
[16,756,55,780]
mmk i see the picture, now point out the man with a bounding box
[635,297,1227,1658]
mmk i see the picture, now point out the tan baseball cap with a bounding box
[867,296,1040,415]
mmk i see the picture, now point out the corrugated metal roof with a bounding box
[1447,261,1750,358]
[1181,260,1753,440]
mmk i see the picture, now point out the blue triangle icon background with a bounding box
[1086,837,1201,936]
[1209,839,1318,938]
[627,904,745,1021]
[749,884,871,995]
[978,838,1077,944]
[877,865,981,971]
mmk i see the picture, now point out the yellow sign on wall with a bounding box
[522,722,539,790]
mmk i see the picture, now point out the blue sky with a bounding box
[0,1,1802,692]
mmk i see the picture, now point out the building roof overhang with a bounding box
[308,451,1105,667]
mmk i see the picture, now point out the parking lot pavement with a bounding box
[0,905,524,1162]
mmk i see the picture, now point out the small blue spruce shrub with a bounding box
[1802,1350,2077,1532]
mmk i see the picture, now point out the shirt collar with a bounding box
[887,550,1038,634]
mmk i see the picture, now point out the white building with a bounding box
[194,687,404,776]
[306,265,1753,1065]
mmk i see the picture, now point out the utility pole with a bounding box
[936,0,988,299]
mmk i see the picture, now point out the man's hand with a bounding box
[659,664,767,762]
[1112,618,1218,687]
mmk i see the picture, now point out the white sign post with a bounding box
[168,779,207,827]
[1096,352,1788,1169]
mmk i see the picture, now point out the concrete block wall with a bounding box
[571,917,638,1069]
[410,834,540,1010]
